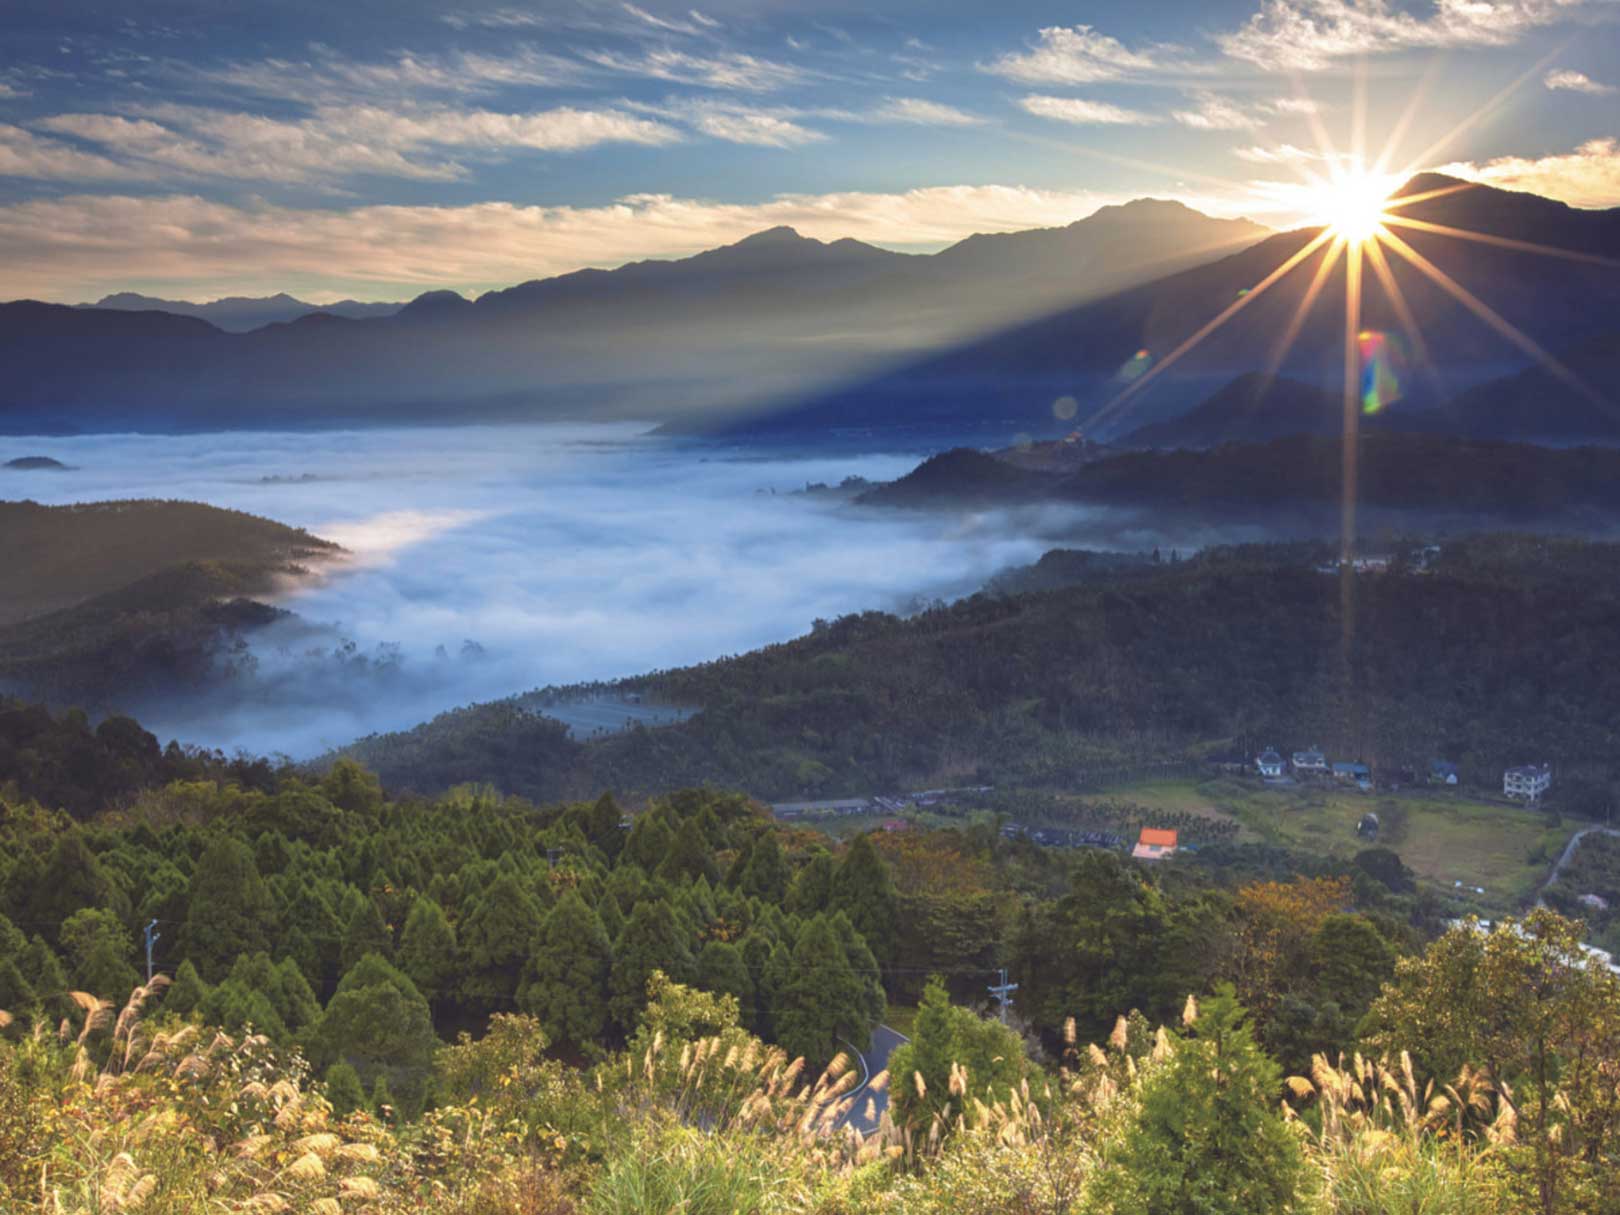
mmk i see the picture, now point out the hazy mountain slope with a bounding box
[84,292,404,331]
[0,500,340,706]
[0,499,338,625]
[712,175,1620,441]
[0,203,1267,432]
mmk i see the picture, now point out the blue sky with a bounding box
[2,0,1617,301]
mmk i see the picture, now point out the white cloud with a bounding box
[1220,0,1601,71]
[0,82,23,99]
[26,104,682,186]
[0,123,144,181]
[1233,142,1329,164]
[872,98,986,127]
[0,183,1202,302]
[986,25,1178,84]
[1545,68,1616,94]
[1266,96,1321,115]
[580,46,808,90]
[683,107,826,147]
[622,4,713,36]
[1172,92,1256,130]
[625,97,838,146]
[1438,137,1620,207]
[1018,95,1160,126]
[200,46,581,106]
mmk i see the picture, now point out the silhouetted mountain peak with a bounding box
[732,225,807,246]
[399,289,470,316]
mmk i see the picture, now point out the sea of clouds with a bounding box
[9,422,1272,758]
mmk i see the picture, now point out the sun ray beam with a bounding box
[1380,215,1620,269]
[1341,240,1364,564]
[1380,182,1476,211]
[1377,227,1616,416]
[1081,229,1337,434]
[1263,236,1344,381]
[1362,235,1446,403]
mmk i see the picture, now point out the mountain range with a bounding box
[80,292,405,332]
[711,174,1620,444]
[6,175,1619,443]
[0,201,1265,432]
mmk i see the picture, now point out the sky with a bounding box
[2,0,1618,303]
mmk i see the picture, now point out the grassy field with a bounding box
[1095,777,1576,914]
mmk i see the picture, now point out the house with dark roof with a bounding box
[1428,759,1459,786]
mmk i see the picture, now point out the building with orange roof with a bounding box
[1132,827,1179,861]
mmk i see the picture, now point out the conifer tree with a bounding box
[457,873,544,1005]
[609,898,694,1032]
[396,897,457,1014]
[183,835,275,981]
[829,834,897,965]
[1097,985,1304,1215]
[324,1062,367,1118]
[519,890,612,1049]
[340,897,393,973]
[737,832,788,903]
[59,908,139,999]
[695,940,753,1013]
[773,914,872,1065]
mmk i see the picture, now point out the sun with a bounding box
[1312,169,1399,244]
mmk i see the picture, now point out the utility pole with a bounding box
[144,919,160,984]
[987,968,1018,1024]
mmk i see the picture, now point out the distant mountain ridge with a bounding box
[1,200,1268,432]
[714,175,1620,444]
[82,291,405,332]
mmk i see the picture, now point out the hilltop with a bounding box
[0,499,339,704]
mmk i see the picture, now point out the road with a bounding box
[1536,825,1620,907]
[841,1023,909,1135]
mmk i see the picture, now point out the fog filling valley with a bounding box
[10,423,1267,758]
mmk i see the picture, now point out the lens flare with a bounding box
[1117,349,1153,382]
[1357,330,1403,414]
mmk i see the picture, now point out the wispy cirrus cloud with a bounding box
[985,25,1185,84]
[28,103,682,187]
[0,183,1193,302]
[197,46,583,106]
[1220,0,1602,71]
[1545,68,1615,94]
[1438,137,1620,207]
[1171,91,1257,130]
[871,97,985,127]
[1018,95,1160,126]
[579,46,809,90]
[1232,142,1331,164]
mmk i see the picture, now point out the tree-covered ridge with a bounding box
[342,536,1620,803]
[859,435,1620,522]
[0,499,340,706]
[0,499,338,624]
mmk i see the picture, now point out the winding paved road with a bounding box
[1536,826,1620,907]
[841,1024,910,1135]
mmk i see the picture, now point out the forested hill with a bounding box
[860,434,1620,524]
[0,500,339,704]
[341,536,1620,802]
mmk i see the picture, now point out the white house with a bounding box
[1503,763,1552,801]
[1292,747,1328,774]
[1256,749,1285,779]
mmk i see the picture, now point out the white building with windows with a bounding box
[1256,749,1285,779]
[1503,763,1552,801]
[1292,747,1328,774]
